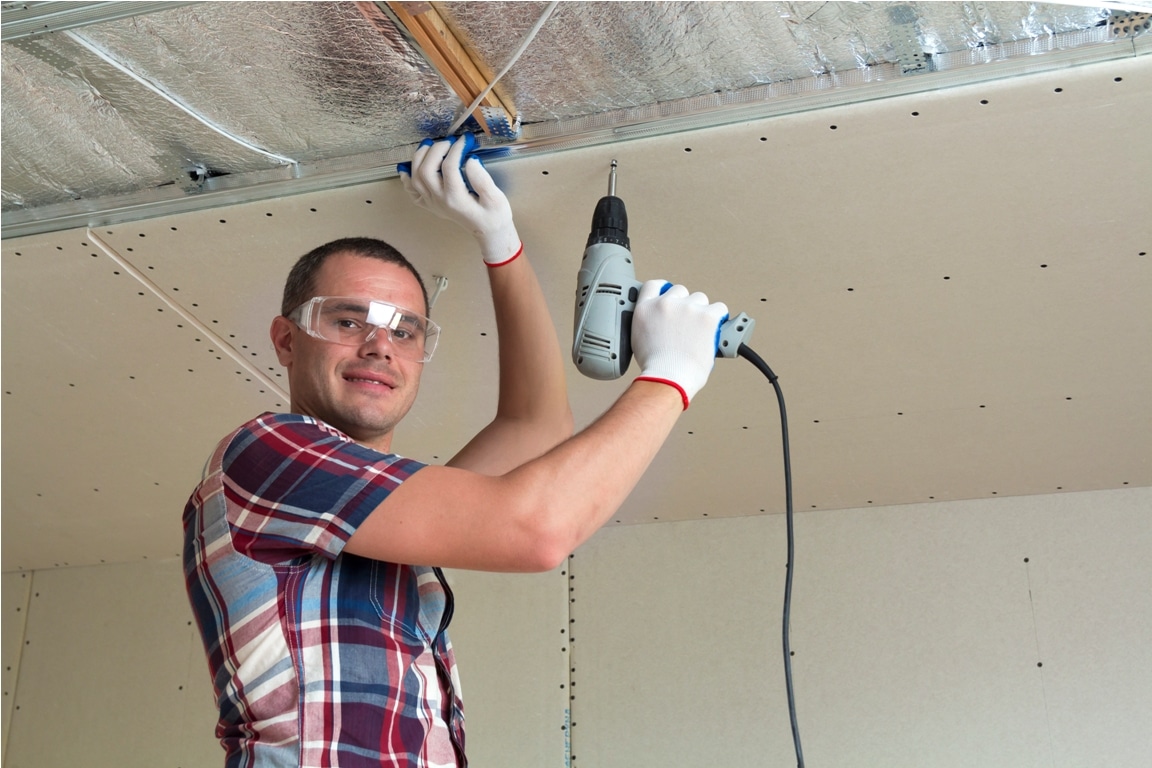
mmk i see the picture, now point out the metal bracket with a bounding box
[1108,11,1151,40]
[889,5,932,75]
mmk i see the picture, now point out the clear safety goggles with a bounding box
[288,296,441,362]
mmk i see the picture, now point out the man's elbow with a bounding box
[510,503,580,573]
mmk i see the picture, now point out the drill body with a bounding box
[572,171,643,379]
[572,162,755,380]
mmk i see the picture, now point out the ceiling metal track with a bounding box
[1,1,198,41]
[2,30,1147,241]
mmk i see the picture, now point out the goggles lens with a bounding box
[289,297,440,362]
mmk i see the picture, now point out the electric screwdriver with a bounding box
[572,161,756,379]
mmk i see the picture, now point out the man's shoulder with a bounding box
[222,411,338,448]
[219,412,423,471]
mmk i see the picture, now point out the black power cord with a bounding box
[737,343,804,767]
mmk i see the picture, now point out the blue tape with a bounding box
[658,282,673,295]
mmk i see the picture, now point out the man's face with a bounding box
[271,252,428,452]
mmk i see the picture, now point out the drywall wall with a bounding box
[3,487,1148,766]
[570,487,1152,767]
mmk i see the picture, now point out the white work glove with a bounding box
[400,135,522,266]
[632,280,729,410]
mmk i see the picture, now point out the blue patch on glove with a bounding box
[398,133,487,187]
[658,281,673,295]
[715,312,729,353]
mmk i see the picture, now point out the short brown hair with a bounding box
[281,237,429,316]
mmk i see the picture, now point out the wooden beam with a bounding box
[366,1,517,135]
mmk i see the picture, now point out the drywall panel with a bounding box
[444,566,572,767]
[0,229,285,572]
[1,571,32,761]
[2,558,220,768]
[569,488,1152,767]
[1025,493,1152,766]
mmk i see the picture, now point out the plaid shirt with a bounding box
[183,412,465,767]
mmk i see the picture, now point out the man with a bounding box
[184,136,728,767]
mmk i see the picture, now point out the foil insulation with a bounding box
[0,1,1124,216]
[437,2,1109,121]
[2,2,458,210]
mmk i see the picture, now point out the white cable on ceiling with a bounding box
[446,0,560,136]
[64,29,298,166]
[86,228,291,403]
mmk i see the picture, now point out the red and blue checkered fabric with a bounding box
[183,413,465,767]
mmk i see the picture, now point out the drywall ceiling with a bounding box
[2,3,1150,572]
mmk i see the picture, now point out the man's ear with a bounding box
[270,316,295,367]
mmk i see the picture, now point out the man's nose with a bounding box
[358,328,395,358]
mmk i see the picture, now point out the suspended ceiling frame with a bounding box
[3,6,1150,239]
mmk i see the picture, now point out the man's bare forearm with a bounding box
[447,252,573,475]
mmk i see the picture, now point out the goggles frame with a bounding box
[288,296,440,362]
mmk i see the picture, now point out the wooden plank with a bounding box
[377,1,517,133]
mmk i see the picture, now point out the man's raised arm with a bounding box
[346,277,728,573]
[401,137,572,475]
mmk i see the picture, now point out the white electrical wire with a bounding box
[64,30,298,166]
[86,228,291,402]
[446,0,560,136]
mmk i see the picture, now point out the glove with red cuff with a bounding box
[632,279,729,410]
[400,134,522,267]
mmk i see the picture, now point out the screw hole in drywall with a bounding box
[684,147,692,152]
[1114,77,1123,82]
[1054,88,1063,93]
[829,124,838,130]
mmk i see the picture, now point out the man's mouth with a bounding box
[343,372,395,388]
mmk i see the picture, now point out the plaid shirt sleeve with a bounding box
[220,412,425,565]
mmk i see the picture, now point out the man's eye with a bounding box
[333,317,364,331]
[393,327,415,341]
